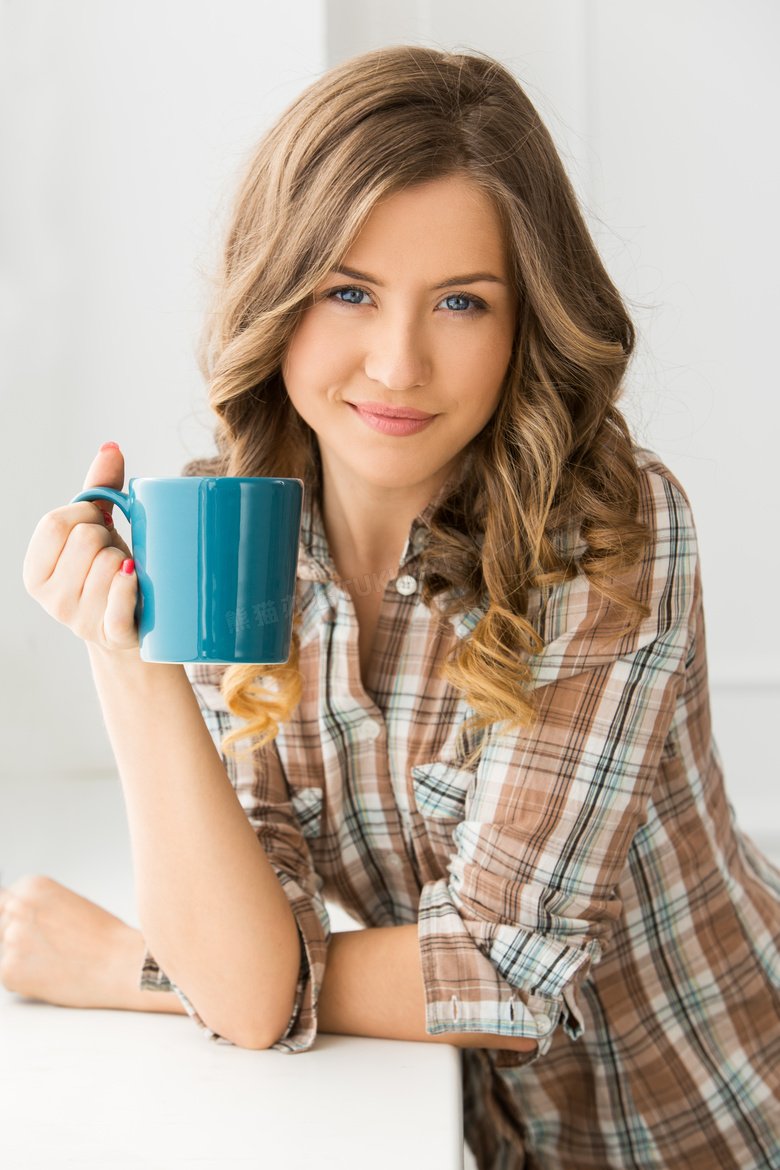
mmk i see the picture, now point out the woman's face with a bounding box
[282,174,517,500]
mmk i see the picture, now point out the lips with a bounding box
[348,401,434,420]
[347,400,437,437]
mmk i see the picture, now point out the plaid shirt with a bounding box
[142,452,780,1169]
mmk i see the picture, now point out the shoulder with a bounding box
[452,452,700,652]
[633,448,698,546]
[631,449,700,603]
[532,451,700,684]
[547,449,698,578]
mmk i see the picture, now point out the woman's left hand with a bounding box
[0,874,143,1009]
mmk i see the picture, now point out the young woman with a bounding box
[7,45,780,1170]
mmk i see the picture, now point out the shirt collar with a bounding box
[297,485,335,583]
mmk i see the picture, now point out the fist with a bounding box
[0,874,140,1009]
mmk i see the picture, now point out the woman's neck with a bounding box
[321,481,420,584]
[319,456,454,584]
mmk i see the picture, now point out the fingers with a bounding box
[25,505,139,650]
[0,890,22,940]
[0,876,60,937]
[24,443,127,591]
[23,501,110,595]
[24,444,138,651]
[0,879,36,994]
[51,534,137,649]
[0,880,34,946]
[101,515,133,561]
[102,559,138,647]
[81,442,126,520]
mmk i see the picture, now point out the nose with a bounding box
[363,313,431,392]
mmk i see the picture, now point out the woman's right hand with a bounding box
[0,874,145,1010]
[23,443,140,653]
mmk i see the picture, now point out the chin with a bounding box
[352,456,452,492]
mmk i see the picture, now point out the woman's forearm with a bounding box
[119,917,535,1052]
[318,924,537,1052]
[87,645,300,1048]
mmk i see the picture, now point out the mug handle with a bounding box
[70,486,132,522]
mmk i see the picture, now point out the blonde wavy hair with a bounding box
[185,45,649,754]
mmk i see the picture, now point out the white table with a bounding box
[0,986,464,1169]
[0,776,465,1168]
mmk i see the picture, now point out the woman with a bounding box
[7,46,780,1169]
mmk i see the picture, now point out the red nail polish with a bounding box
[100,442,120,451]
[121,559,135,575]
[101,511,114,527]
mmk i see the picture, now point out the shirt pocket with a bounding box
[288,785,325,839]
[410,762,475,861]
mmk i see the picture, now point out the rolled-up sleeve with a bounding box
[140,668,330,1053]
[417,468,699,1065]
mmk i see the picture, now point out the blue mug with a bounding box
[70,476,303,664]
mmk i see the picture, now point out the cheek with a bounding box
[450,327,513,400]
[281,317,317,396]
[283,313,358,399]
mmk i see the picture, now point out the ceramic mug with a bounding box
[70,476,303,664]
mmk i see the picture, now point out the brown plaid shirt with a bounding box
[143,452,780,1169]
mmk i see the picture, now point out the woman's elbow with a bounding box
[207,1012,290,1050]
[199,994,296,1051]
[228,1025,282,1051]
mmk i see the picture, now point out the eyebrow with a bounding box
[331,265,507,290]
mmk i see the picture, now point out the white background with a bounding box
[2,1,778,860]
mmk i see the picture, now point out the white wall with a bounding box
[2,2,777,853]
[0,0,326,776]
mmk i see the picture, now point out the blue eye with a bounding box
[441,294,478,312]
[331,287,371,305]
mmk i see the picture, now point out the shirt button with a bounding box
[386,852,404,871]
[533,1014,553,1036]
[361,719,381,741]
[395,574,417,596]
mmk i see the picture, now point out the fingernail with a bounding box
[121,559,135,575]
[100,442,120,451]
[101,510,114,528]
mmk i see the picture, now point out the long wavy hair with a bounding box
[186,45,649,753]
